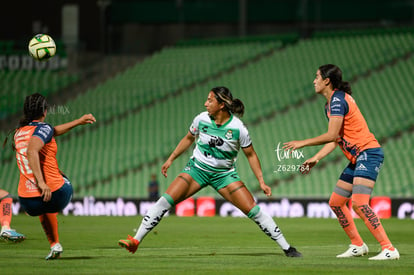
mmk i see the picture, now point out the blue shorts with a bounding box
[19,177,73,216]
[339,148,384,183]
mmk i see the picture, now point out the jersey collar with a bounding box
[210,113,233,128]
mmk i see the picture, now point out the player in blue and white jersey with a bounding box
[119,87,302,258]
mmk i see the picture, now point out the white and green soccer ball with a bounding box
[28,34,56,61]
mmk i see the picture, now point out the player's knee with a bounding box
[329,186,352,208]
[328,196,336,208]
[329,192,347,208]
[0,190,10,199]
[351,193,370,207]
[351,193,371,217]
[351,201,360,212]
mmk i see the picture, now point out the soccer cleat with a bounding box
[118,235,140,254]
[45,243,63,260]
[283,246,302,257]
[336,243,369,258]
[0,229,26,243]
[369,248,400,260]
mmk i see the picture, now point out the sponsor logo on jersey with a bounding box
[208,136,224,147]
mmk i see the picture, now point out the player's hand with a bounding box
[283,140,305,151]
[37,181,52,202]
[161,160,172,178]
[78,114,96,125]
[260,182,272,197]
[301,157,319,175]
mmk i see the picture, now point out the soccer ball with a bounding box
[28,34,56,61]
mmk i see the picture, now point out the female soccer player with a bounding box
[13,93,95,260]
[284,64,399,260]
[118,86,301,258]
[0,188,25,242]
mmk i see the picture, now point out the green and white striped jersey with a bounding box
[189,111,252,172]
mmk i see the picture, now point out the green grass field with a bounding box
[0,215,412,274]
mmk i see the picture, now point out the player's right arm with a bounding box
[26,136,52,201]
[161,131,195,177]
[53,114,96,136]
[301,141,337,174]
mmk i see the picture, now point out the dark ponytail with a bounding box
[19,93,48,127]
[3,93,48,150]
[211,86,245,117]
[230,98,244,117]
[319,64,352,95]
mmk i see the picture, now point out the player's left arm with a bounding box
[242,144,271,197]
[283,116,343,150]
[54,114,96,136]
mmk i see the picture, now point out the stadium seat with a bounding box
[2,31,414,199]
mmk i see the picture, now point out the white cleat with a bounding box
[369,248,400,260]
[336,243,369,258]
[45,243,63,260]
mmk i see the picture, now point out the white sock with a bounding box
[249,206,290,250]
[134,195,172,241]
[1,225,10,232]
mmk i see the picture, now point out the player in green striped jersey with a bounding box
[119,87,301,257]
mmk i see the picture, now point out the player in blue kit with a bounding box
[119,87,301,258]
